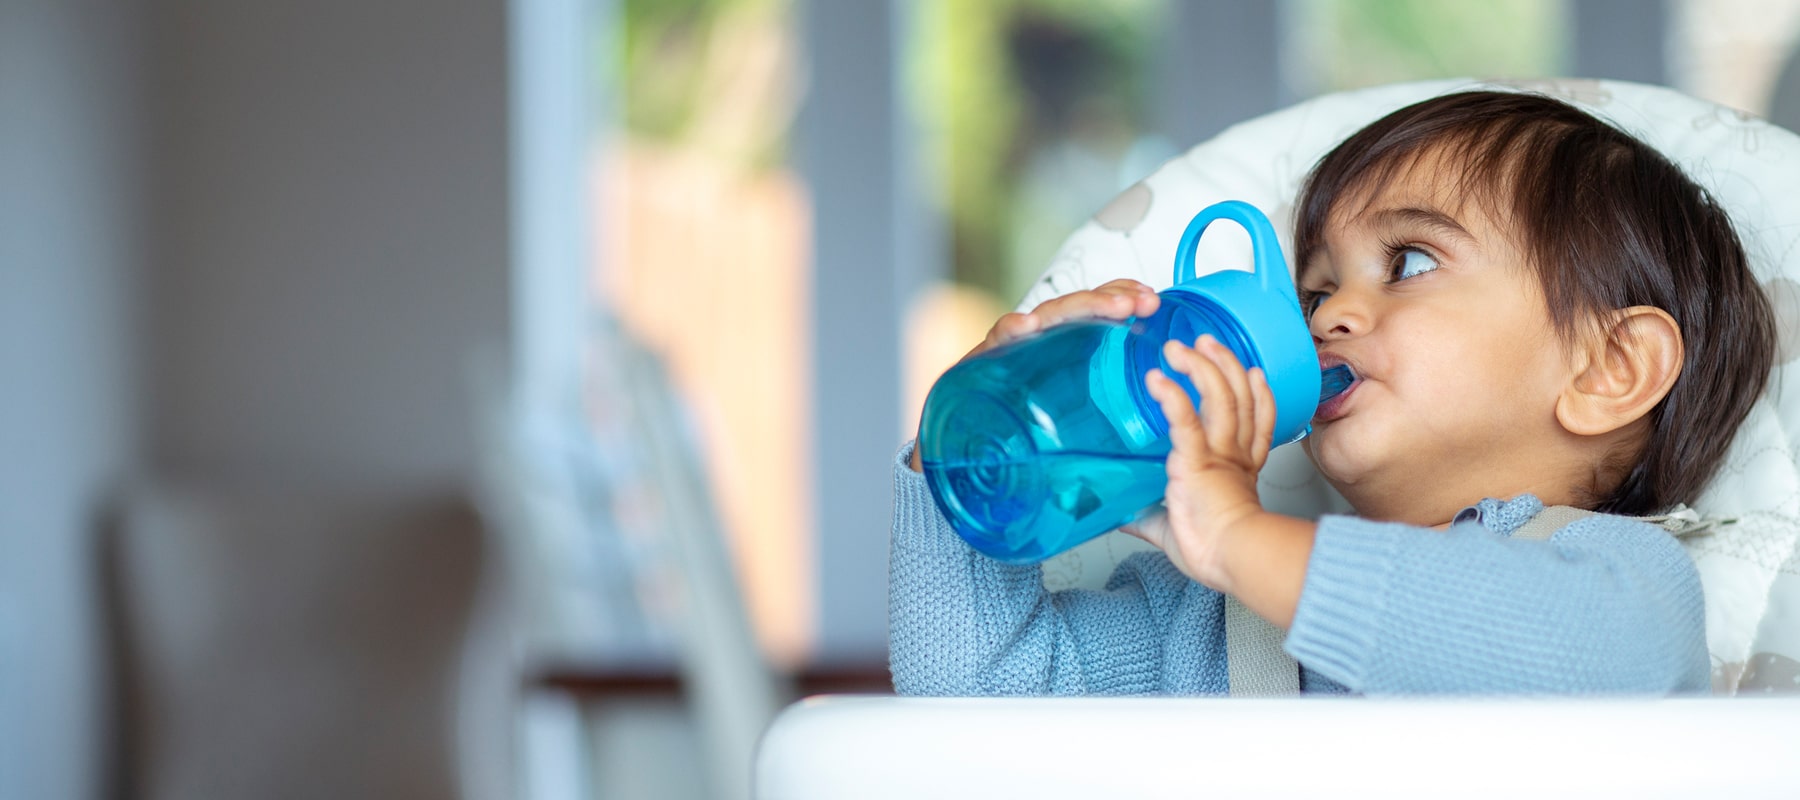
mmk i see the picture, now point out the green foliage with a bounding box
[616,0,716,141]
[601,0,1566,299]
[910,0,1162,295]
[1293,0,1566,93]
[611,0,793,167]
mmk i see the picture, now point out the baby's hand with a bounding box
[909,279,1160,472]
[1122,335,1276,590]
[966,278,1159,360]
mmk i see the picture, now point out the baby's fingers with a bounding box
[968,312,1040,358]
[1145,368,1210,474]
[1249,367,1276,469]
[1029,280,1159,328]
[1196,336,1257,456]
[1165,338,1242,459]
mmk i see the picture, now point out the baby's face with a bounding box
[1295,155,1576,524]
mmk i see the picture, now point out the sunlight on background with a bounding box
[1671,0,1800,114]
[592,0,811,668]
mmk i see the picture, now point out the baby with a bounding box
[890,90,1777,694]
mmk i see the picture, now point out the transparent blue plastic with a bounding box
[1319,363,1355,402]
[920,200,1342,563]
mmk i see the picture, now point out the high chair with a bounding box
[757,79,1800,799]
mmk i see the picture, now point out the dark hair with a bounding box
[1295,90,1777,515]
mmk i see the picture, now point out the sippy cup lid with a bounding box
[1158,201,1323,445]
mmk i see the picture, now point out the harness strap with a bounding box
[1224,595,1299,696]
[1512,505,1595,542]
[1513,503,1729,542]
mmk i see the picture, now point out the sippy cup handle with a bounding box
[1172,200,1300,311]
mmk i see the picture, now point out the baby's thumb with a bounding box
[1118,505,1171,548]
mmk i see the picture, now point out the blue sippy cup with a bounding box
[918,200,1336,563]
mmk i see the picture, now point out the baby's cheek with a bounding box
[1406,354,1484,407]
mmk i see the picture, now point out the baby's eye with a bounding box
[1301,290,1329,319]
[1389,247,1440,282]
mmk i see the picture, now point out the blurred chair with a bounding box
[480,315,814,800]
[103,482,505,800]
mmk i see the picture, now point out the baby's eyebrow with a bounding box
[1295,255,1323,287]
[1298,205,1478,285]
[1370,206,1478,246]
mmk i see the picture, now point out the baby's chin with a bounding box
[1301,426,1376,490]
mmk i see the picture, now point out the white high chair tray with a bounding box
[756,695,1800,799]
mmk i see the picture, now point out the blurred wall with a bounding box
[0,1,146,798]
[798,0,910,662]
[3,0,514,797]
[146,0,511,491]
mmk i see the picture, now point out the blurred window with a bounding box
[907,0,1172,308]
[1669,0,1800,116]
[1287,0,1569,97]
[592,0,811,669]
[899,0,1572,429]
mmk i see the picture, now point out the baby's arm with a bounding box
[1135,336,1707,693]
[1122,334,1315,628]
[888,440,1228,696]
[1286,512,1710,694]
[891,280,1230,696]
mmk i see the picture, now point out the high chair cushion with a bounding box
[1021,78,1800,695]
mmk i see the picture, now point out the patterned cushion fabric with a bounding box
[1024,78,1800,695]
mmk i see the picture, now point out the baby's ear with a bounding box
[1555,307,1684,437]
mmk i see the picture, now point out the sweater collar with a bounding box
[1449,494,1547,535]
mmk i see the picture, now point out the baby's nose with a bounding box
[1309,303,1358,339]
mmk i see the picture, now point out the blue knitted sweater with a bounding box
[888,442,1710,695]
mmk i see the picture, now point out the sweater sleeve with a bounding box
[887,441,1229,696]
[1284,513,1710,694]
